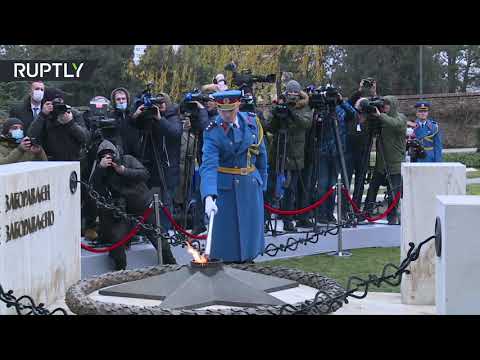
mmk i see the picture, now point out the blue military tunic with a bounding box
[200,111,268,262]
[414,118,443,162]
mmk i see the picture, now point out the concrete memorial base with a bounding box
[0,162,81,315]
[436,196,480,315]
[401,163,465,305]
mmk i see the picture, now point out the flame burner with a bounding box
[99,259,299,310]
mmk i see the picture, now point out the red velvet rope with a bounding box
[161,206,207,240]
[80,207,154,253]
[264,187,336,216]
[341,187,401,222]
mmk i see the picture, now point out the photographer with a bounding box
[266,80,312,232]
[28,88,89,161]
[304,90,357,225]
[362,96,406,225]
[0,118,47,165]
[91,140,176,270]
[344,78,378,203]
[131,91,182,230]
[108,87,141,157]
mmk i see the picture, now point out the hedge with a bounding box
[443,152,480,168]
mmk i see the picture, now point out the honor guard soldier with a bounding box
[412,101,443,162]
[200,90,268,263]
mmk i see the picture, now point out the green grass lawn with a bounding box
[467,184,480,195]
[467,171,480,179]
[264,247,401,293]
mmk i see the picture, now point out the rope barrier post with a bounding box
[154,193,163,265]
[328,176,352,258]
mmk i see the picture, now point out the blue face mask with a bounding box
[116,103,127,111]
[10,129,24,142]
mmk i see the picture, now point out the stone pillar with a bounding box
[436,196,480,315]
[401,163,465,305]
[0,162,80,315]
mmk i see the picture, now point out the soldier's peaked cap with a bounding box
[415,101,431,111]
[212,90,242,110]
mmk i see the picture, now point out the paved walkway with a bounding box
[467,178,480,185]
[443,148,477,153]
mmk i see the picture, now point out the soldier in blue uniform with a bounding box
[411,101,443,162]
[200,90,268,263]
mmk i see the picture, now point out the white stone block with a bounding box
[401,163,466,305]
[436,196,480,315]
[0,162,81,315]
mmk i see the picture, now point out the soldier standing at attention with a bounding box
[200,90,268,264]
[407,101,443,162]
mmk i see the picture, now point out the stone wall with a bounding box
[395,93,480,148]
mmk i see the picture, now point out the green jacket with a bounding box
[375,96,406,175]
[266,92,313,171]
[0,137,48,165]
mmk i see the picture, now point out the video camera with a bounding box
[406,138,427,161]
[224,61,276,91]
[135,82,166,110]
[86,96,117,131]
[305,84,342,111]
[358,96,385,114]
[180,89,213,114]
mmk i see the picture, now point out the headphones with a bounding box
[213,74,226,85]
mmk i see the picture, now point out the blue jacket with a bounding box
[200,111,268,262]
[414,118,443,162]
[317,101,356,155]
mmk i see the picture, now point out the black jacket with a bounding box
[91,140,151,213]
[28,109,89,161]
[132,104,183,188]
[9,97,39,132]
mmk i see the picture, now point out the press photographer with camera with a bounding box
[131,86,183,231]
[359,95,406,225]
[0,118,47,164]
[346,78,378,206]
[266,80,312,232]
[301,86,357,225]
[28,88,89,161]
[91,140,177,270]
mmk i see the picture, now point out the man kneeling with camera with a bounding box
[0,118,47,164]
[91,139,177,270]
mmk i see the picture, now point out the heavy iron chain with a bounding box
[0,284,68,315]
[278,235,436,314]
[78,181,202,250]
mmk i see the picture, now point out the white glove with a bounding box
[406,127,414,137]
[205,196,218,218]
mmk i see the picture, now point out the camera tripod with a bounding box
[310,104,356,228]
[352,118,398,222]
[181,127,200,230]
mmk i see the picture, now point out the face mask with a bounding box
[116,102,128,111]
[32,89,44,102]
[10,129,24,142]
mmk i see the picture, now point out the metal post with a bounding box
[328,176,352,257]
[419,45,423,95]
[154,193,163,265]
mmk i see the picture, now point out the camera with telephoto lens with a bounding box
[180,89,213,114]
[406,138,427,161]
[135,82,166,110]
[224,61,276,91]
[358,96,385,114]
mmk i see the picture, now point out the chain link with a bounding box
[278,235,436,314]
[0,284,67,315]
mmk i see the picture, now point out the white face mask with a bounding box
[32,89,44,102]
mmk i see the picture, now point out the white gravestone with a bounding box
[401,163,465,305]
[0,162,80,315]
[436,196,480,315]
